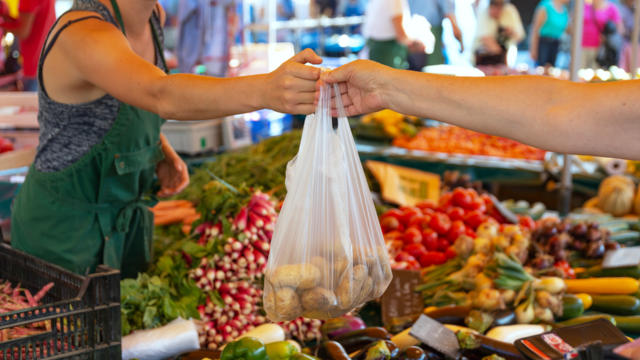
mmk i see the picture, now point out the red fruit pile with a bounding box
[382,188,501,270]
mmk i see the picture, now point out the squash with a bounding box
[634,184,640,215]
[597,175,635,216]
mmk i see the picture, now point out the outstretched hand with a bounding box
[320,60,392,117]
[265,49,323,115]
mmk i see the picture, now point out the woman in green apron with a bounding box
[11,0,322,278]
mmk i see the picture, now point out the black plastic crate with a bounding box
[0,244,121,359]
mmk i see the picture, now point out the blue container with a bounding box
[248,110,293,143]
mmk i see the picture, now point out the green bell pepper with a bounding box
[220,337,267,360]
[265,341,298,360]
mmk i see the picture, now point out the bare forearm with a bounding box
[155,73,266,120]
[385,70,640,159]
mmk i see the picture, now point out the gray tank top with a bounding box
[35,0,166,172]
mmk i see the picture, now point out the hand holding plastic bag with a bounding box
[263,81,392,321]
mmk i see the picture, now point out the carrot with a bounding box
[182,213,201,225]
[154,207,197,226]
[152,200,193,211]
[182,223,192,235]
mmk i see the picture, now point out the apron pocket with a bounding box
[113,143,164,175]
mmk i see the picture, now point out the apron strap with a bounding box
[110,0,168,73]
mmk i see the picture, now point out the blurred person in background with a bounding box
[407,0,464,69]
[311,0,337,17]
[617,0,638,71]
[530,0,570,67]
[0,0,55,91]
[581,0,623,69]
[362,0,425,69]
[473,0,525,66]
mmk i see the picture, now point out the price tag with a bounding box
[381,269,424,332]
[366,160,440,207]
[602,246,640,268]
[409,315,460,359]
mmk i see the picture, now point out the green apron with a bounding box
[367,39,409,69]
[426,25,445,66]
[11,0,167,278]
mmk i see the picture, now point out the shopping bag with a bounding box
[263,82,392,321]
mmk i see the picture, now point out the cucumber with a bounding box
[557,314,616,327]
[591,295,640,316]
[612,315,640,333]
[610,230,640,244]
[578,265,640,279]
[559,294,584,321]
[600,220,631,233]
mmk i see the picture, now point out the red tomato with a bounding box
[421,208,435,216]
[421,229,438,251]
[452,188,473,209]
[464,210,487,230]
[465,228,476,238]
[407,215,425,229]
[406,259,421,270]
[381,216,402,232]
[519,215,536,230]
[437,238,450,252]
[404,243,427,259]
[400,207,422,226]
[439,192,454,207]
[415,200,437,210]
[429,213,452,235]
[403,227,423,245]
[395,252,416,263]
[447,207,466,222]
[428,251,448,265]
[382,208,404,222]
[445,247,457,260]
[469,198,487,213]
[447,220,467,242]
[481,194,493,208]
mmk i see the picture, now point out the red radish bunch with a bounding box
[189,192,323,348]
[381,188,503,270]
[278,317,323,343]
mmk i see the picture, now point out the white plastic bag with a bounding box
[121,318,200,360]
[263,82,392,321]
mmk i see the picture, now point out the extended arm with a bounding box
[325,60,640,160]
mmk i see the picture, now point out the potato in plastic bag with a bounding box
[263,83,392,321]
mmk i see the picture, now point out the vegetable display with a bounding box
[0,280,54,341]
[392,126,546,161]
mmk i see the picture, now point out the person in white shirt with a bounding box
[473,0,525,66]
[362,0,425,69]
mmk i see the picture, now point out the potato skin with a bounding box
[265,286,302,320]
[302,287,338,311]
[271,263,321,289]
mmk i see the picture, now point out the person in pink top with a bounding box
[581,0,623,69]
[1,0,56,91]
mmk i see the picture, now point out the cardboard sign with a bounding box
[366,160,440,207]
[381,269,425,332]
[602,246,640,268]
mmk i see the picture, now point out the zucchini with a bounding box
[560,294,584,320]
[557,314,616,327]
[612,315,640,334]
[610,230,640,244]
[591,295,640,315]
[600,220,631,233]
[564,277,639,295]
[578,265,640,279]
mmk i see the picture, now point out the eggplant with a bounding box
[460,334,524,360]
[317,340,350,360]
[395,346,426,360]
[352,340,398,360]
[492,310,516,327]
[424,306,471,326]
[332,327,392,353]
